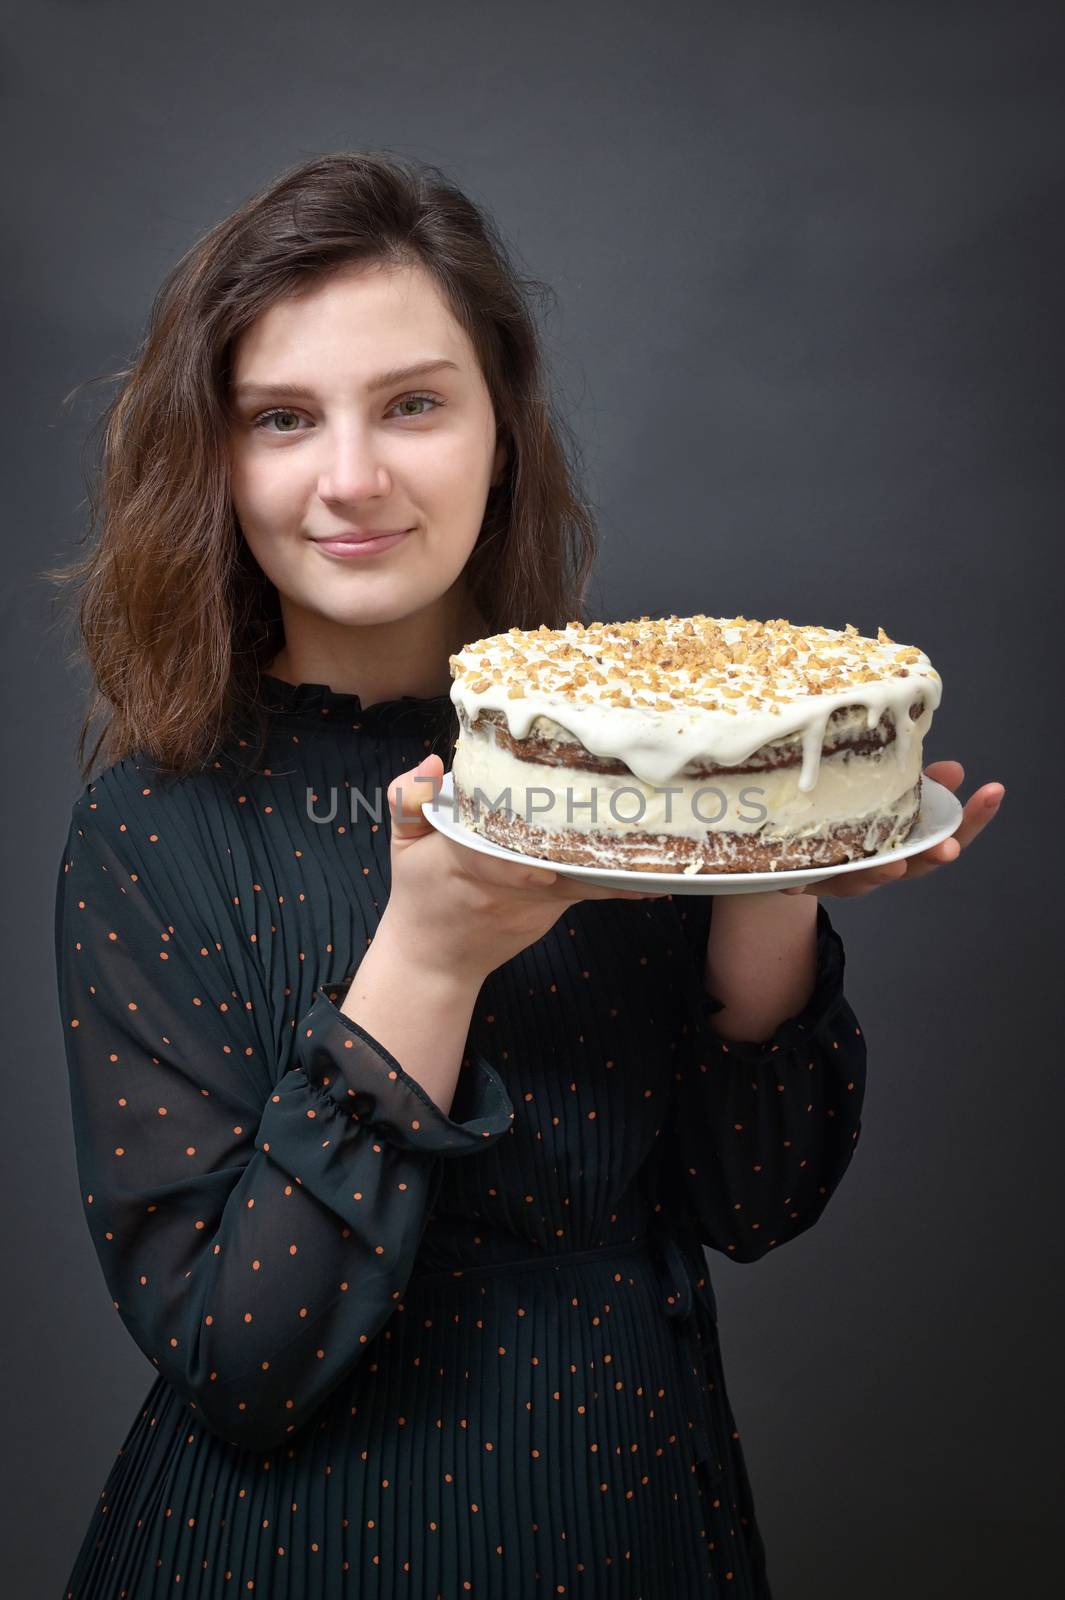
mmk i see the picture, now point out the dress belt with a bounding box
[406,1228,723,1485]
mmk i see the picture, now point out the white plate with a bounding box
[421,771,963,895]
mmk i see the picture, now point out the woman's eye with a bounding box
[251,408,305,433]
[250,392,443,433]
[388,392,442,419]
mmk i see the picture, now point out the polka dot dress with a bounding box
[54,676,868,1598]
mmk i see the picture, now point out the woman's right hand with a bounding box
[381,753,666,986]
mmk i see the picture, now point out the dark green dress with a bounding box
[54,677,867,1599]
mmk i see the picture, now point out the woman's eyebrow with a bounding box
[232,358,461,403]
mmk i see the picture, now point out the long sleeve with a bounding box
[54,782,515,1453]
[650,894,868,1262]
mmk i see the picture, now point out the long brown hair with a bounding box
[42,150,600,783]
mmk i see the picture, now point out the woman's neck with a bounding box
[266,588,488,704]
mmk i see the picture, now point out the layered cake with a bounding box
[447,614,942,874]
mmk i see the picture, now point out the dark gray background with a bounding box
[5,1,1062,1594]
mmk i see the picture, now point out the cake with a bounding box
[446,614,942,874]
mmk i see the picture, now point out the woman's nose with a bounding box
[317,423,390,502]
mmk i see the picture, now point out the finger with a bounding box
[388,755,445,839]
[537,872,668,902]
[554,878,666,901]
[953,783,1005,845]
[819,874,891,898]
[821,860,910,896]
[450,850,556,890]
[477,856,668,900]
[851,861,909,889]
[917,785,1003,865]
[923,759,965,790]
[456,849,561,891]
[922,838,962,865]
[521,866,560,888]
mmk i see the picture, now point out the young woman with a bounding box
[51,151,1003,1599]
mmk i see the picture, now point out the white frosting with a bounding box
[448,615,942,792]
[452,699,933,843]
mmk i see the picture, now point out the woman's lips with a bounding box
[314,530,412,557]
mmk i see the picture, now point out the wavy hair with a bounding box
[42,150,600,782]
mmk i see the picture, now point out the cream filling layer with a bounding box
[453,703,933,841]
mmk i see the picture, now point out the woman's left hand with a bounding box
[779,761,1005,897]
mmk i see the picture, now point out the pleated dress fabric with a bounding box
[54,676,868,1599]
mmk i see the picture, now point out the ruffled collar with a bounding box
[259,673,454,727]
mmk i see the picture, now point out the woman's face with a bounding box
[227,260,505,635]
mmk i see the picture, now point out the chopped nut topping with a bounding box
[449,613,937,714]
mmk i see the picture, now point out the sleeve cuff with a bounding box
[294,992,516,1155]
[700,900,847,1064]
